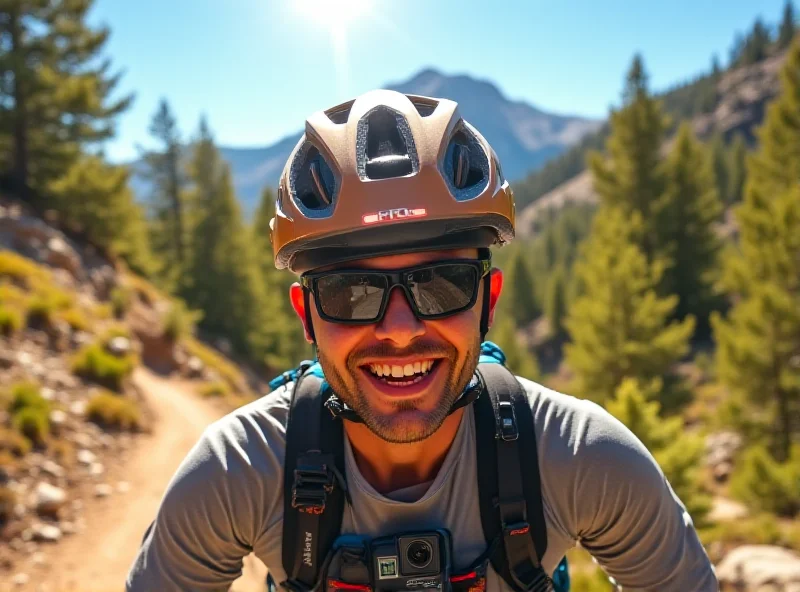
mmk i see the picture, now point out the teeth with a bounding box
[383,364,390,377]
[366,360,436,378]
[403,364,414,376]
[391,365,403,378]
[414,361,421,373]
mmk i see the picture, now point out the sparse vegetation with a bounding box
[199,381,228,398]
[12,407,49,446]
[72,342,136,391]
[110,286,134,318]
[59,307,90,332]
[0,427,32,457]
[185,337,251,396]
[0,251,48,287]
[0,306,23,336]
[0,486,17,525]
[86,390,141,431]
[163,299,202,341]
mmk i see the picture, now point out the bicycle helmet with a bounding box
[269,89,516,273]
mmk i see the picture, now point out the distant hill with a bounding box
[130,69,601,218]
[517,52,786,239]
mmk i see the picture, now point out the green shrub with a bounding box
[0,306,23,336]
[0,427,31,457]
[86,391,141,431]
[59,307,89,332]
[185,337,250,396]
[8,381,48,414]
[12,407,49,446]
[0,251,48,287]
[163,299,203,342]
[25,295,55,328]
[729,444,800,517]
[0,283,28,307]
[72,343,136,391]
[0,485,16,524]
[110,286,133,318]
[199,382,228,398]
[703,512,783,548]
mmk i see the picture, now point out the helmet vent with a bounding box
[356,107,419,181]
[410,97,438,117]
[442,123,490,201]
[324,100,354,124]
[291,144,338,213]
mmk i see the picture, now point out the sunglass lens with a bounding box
[316,273,387,321]
[407,264,478,316]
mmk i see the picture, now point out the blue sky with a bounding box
[91,0,788,162]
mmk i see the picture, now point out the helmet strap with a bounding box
[479,274,491,343]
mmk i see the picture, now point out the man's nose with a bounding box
[373,287,425,346]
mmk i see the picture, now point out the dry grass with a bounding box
[86,390,142,431]
[185,337,252,396]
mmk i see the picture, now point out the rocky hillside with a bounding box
[517,52,785,238]
[0,197,265,590]
[131,68,601,218]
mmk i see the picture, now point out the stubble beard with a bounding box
[317,335,480,443]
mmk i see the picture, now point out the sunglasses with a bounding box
[300,255,492,325]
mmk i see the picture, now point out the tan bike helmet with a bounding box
[270,89,516,274]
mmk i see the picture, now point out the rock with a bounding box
[713,462,733,483]
[0,350,14,369]
[76,449,96,466]
[60,521,76,535]
[34,482,67,517]
[106,336,131,357]
[31,523,61,542]
[32,552,45,565]
[49,409,67,427]
[717,545,800,589]
[51,371,78,389]
[71,499,83,511]
[46,236,83,279]
[12,573,29,586]
[99,434,114,450]
[48,319,72,352]
[0,466,9,485]
[21,529,32,542]
[90,265,117,300]
[16,351,33,367]
[89,462,104,477]
[69,401,87,417]
[70,330,92,349]
[40,387,56,401]
[13,503,26,519]
[94,483,113,497]
[117,481,130,493]
[187,356,204,378]
[10,538,24,551]
[39,461,65,479]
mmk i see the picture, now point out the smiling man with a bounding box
[126,91,718,591]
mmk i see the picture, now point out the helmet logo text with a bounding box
[362,208,427,225]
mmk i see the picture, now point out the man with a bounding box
[126,90,718,591]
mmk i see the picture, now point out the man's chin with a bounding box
[360,407,448,444]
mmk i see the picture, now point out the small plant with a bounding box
[185,337,250,396]
[8,381,48,413]
[729,444,800,517]
[12,407,49,446]
[25,295,55,328]
[0,427,32,457]
[0,251,48,287]
[110,286,133,318]
[86,391,141,431]
[163,299,203,342]
[72,342,136,391]
[199,382,228,398]
[48,438,76,468]
[59,307,89,332]
[0,306,23,336]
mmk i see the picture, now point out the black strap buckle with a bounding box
[503,521,531,538]
[497,400,519,441]
[292,452,335,512]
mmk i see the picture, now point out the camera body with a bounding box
[325,529,453,592]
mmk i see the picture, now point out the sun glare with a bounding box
[296,0,373,31]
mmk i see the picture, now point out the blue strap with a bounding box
[553,557,570,591]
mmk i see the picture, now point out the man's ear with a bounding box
[289,283,315,343]
[487,268,503,329]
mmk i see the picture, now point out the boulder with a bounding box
[717,545,800,590]
[94,483,113,497]
[34,482,67,518]
[106,336,132,357]
[76,449,96,466]
[31,523,61,542]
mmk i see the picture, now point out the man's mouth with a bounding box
[360,359,440,387]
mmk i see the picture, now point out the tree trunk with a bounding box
[168,145,184,267]
[775,386,792,463]
[9,8,30,202]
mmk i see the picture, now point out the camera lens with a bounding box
[406,540,433,569]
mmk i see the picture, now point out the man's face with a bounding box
[290,248,503,443]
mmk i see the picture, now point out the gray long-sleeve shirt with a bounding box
[125,376,718,591]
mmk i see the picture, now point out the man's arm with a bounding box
[531,383,718,591]
[125,400,286,592]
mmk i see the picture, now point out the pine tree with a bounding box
[712,39,800,462]
[589,55,670,262]
[545,264,567,338]
[779,0,797,50]
[658,123,724,328]
[606,378,711,525]
[0,0,132,202]
[252,186,311,369]
[506,251,538,325]
[183,120,270,363]
[740,19,772,66]
[726,134,748,205]
[47,154,154,276]
[487,315,539,379]
[709,132,729,204]
[142,100,190,292]
[564,207,695,403]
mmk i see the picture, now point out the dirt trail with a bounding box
[17,367,267,592]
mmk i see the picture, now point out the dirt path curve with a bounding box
[24,367,267,592]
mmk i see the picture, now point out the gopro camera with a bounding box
[371,529,452,591]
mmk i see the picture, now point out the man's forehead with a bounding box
[321,248,480,271]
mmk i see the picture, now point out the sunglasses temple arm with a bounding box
[304,286,317,344]
[479,275,491,343]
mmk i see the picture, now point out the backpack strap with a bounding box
[280,365,348,591]
[475,362,553,591]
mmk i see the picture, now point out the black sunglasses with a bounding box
[300,255,492,325]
